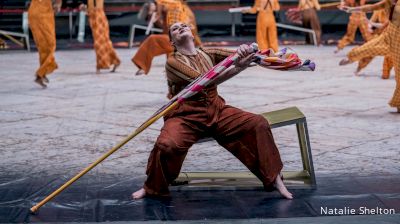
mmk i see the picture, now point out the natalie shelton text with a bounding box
[321,207,396,215]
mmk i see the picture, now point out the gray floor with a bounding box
[0,45,399,179]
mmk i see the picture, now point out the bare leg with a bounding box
[397,107,400,113]
[132,187,146,199]
[274,174,293,199]
[96,68,100,74]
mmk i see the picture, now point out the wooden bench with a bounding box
[173,107,316,190]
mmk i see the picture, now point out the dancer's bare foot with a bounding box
[132,188,146,199]
[96,68,100,74]
[274,174,293,199]
[339,58,351,66]
[34,76,47,89]
[334,48,341,54]
[135,69,145,76]
[111,63,119,73]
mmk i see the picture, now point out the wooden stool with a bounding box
[173,107,316,190]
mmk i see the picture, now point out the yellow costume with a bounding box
[87,0,120,72]
[247,0,280,52]
[28,0,58,80]
[356,9,393,78]
[347,0,400,109]
[337,0,372,50]
[132,0,201,74]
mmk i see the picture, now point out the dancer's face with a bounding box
[169,22,193,44]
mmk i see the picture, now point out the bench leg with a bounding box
[296,120,317,188]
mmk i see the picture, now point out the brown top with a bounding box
[165,48,234,97]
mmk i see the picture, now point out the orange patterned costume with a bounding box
[87,0,120,72]
[356,9,393,78]
[346,0,400,109]
[132,0,201,75]
[337,0,372,50]
[28,0,58,79]
[246,0,280,52]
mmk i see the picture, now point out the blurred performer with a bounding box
[80,0,121,74]
[354,9,393,77]
[28,0,61,88]
[335,0,372,53]
[132,0,201,75]
[339,0,400,112]
[243,0,280,52]
[298,0,322,45]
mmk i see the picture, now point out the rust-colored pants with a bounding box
[132,34,174,74]
[256,11,279,52]
[28,0,58,78]
[88,8,120,70]
[143,90,283,196]
[348,23,400,107]
[302,8,321,45]
[337,13,372,50]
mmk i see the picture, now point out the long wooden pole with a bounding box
[30,101,179,214]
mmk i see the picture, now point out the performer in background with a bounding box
[28,0,61,88]
[339,0,400,112]
[335,0,372,53]
[298,0,322,45]
[80,0,121,74]
[132,22,293,200]
[353,9,393,77]
[132,0,202,76]
[242,0,280,52]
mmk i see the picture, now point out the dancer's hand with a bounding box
[235,44,256,68]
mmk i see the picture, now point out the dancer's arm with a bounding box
[211,45,256,86]
[314,0,321,10]
[340,0,386,13]
[273,0,281,11]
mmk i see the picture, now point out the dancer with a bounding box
[335,0,372,53]
[339,0,400,112]
[80,0,121,74]
[242,0,280,52]
[354,9,393,77]
[132,22,293,200]
[28,0,61,88]
[132,0,201,75]
[298,0,322,45]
